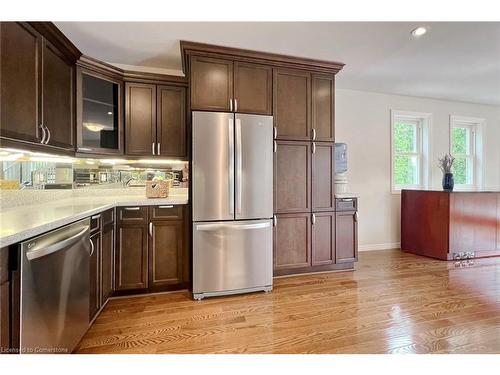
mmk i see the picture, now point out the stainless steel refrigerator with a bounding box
[192,111,273,300]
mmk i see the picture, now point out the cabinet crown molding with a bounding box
[180,40,345,75]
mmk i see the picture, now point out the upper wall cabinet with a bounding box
[273,69,311,140]
[233,61,272,115]
[311,74,335,142]
[77,67,123,155]
[190,56,233,112]
[189,55,272,115]
[0,23,41,145]
[0,22,79,152]
[125,80,187,158]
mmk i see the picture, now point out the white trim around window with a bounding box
[449,115,485,191]
[391,110,432,194]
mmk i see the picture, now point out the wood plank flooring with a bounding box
[76,250,500,354]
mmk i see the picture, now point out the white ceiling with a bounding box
[56,22,500,106]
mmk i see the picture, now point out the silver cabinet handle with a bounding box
[228,117,235,215]
[312,128,316,140]
[124,207,140,211]
[340,198,354,202]
[149,222,153,237]
[45,125,51,144]
[234,99,238,112]
[157,142,161,155]
[196,222,271,231]
[273,140,277,153]
[89,237,95,257]
[235,118,242,214]
[229,98,233,112]
[273,215,277,227]
[26,226,90,261]
[354,212,358,222]
[40,124,46,144]
[158,205,174,209]
[152,142,156,155]
[312,142,316,154]
[274,126,277,139]
[312,213,316,225]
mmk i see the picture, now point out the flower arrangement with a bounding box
[438,153,455,174]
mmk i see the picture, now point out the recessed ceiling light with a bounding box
[107,111,113,115]
[411,27,427,37]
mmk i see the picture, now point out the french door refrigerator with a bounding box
[192,111,273,300]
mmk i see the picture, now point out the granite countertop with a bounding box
[0,193,188,248]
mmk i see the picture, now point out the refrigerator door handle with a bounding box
[196,222,271,231]
[235,118,242,214]
[228,117,235,215]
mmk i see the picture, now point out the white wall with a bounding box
[335,89,500,250]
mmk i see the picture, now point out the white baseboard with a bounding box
[358,242,401,252]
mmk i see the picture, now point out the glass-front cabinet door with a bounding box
[77,68,123,154]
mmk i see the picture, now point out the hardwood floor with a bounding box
[76,250,500,354]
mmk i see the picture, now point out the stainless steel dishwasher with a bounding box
[20,218,90,354]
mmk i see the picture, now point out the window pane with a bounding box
[394,122,417,153]
[453,156,473,185]
[394,155,419,185]
[452,127,470,155]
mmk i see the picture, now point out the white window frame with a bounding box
[391,110,432,194]
[449,115,485,191]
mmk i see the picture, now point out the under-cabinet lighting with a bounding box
[411,26,427,37]
[137,159,185,165]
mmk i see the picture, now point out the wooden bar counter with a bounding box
[401,190,500,260]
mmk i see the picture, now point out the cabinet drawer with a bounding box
[90,213,101,233]
[150,205,184,221]
[117,206,148,223]
[102,209,115,225]
[335,198,357,211]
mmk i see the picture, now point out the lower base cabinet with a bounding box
[115,225,149,291]
[100,216,115,303]
[115,205,188,294]
[312,212,335,266]
[0,281,9,351]
[274,204,358,276]
[335,210,358,263]
[89,232,101,321]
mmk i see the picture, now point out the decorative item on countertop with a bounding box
[438,153,455,192]
[146,176,170,198]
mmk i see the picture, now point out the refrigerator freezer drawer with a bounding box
[193,219,273,298]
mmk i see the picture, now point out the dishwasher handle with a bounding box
[26,226,90,261]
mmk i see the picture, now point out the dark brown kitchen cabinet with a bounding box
[0,281,9,351]
[312,142,335,211]
[273,69,311,140]
[312,212,335,266]
[274,213,311,273]
[0,22,78,152]
[189,56,272,115]
[274,141,311,214]
[115,207,149,291]
[125,82,187,158]
[42,39,74,150]
[190,56,233,112]
[335,210,358,264]
[89,232,101,322]
[0,246,9,351]
[125,82,156,156]
[149,220,184,289]
[157,86,187,157]
[76,68,123,155]
[0,22,41,144]
[311,74,335,142]
[115,225,149,291]
[100,209,115,303]
[233,61,272,115]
